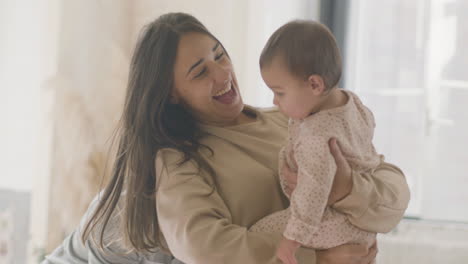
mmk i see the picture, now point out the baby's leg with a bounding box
[250,208,377,263]
[303,209,376,250]
[249,209,290,233]
[308,212,377,263]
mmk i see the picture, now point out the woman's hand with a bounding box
[327,138,353,205]
[316,242,378,264]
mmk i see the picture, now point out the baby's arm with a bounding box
[278,146,288,196]
[279,145,298,198]
[279,120,300,199]
[284,136,337,245]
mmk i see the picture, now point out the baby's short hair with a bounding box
[260,20,342,90]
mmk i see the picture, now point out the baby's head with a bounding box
[260,20,342,119]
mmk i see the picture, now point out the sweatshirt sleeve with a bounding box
[332,160,410,233]
[156,149,317,264]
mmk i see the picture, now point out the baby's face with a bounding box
[261,59,322,119]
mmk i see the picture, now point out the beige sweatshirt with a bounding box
[156,106,410,264]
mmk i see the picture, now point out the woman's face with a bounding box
[172,32,243,126]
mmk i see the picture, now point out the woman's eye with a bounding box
[194,68,206,78]
[193,52,225,79]
[215,52,225,60]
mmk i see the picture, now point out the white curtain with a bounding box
[44,0,132,253]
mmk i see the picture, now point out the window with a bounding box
[345,0,468,222]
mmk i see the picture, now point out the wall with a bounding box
[0,189,30,264]
[1,0,55,262]
[0,0,42,191]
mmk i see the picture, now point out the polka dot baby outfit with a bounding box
[251,89,379,250]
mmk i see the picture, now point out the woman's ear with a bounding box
[308,75,325,95]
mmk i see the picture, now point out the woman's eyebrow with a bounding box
[187,58,203,76]
[186,42,220,76]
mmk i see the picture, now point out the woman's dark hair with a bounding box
[82,12,221,252]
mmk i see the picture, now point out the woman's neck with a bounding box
[202,107,257,127]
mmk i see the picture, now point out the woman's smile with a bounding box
[213,81,237,104]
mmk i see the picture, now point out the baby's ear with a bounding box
[308,75,325,95]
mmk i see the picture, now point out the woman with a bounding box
[43,13,409,264]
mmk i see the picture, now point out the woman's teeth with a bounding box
[214,85,232,97]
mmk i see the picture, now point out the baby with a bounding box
[250,20,380,264]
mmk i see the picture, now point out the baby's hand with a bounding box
[276,237,301,264]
